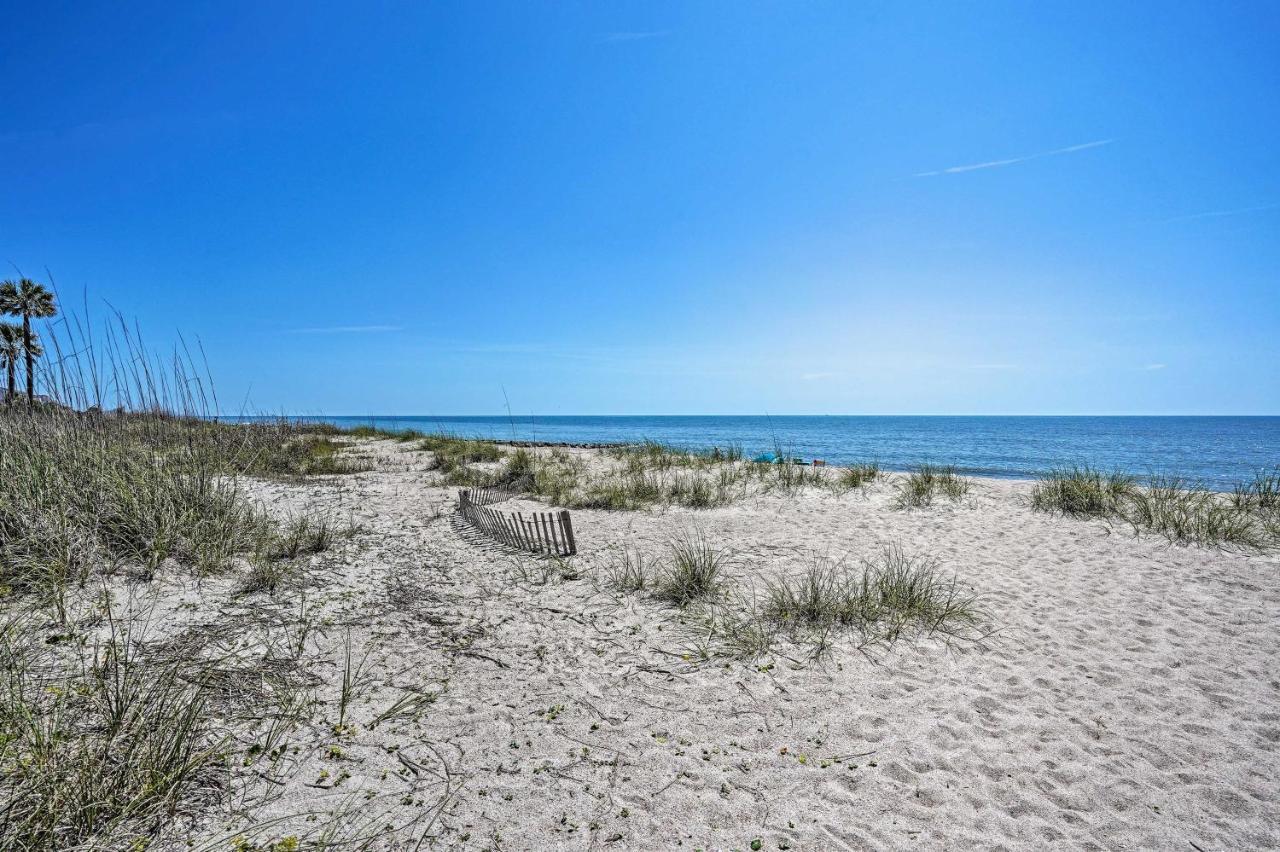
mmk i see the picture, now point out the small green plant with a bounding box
[336,630,370,730]
[370,688,438,729]
[603,546,652,592]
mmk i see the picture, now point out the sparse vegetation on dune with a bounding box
[602,532,986,658]
[602,531,729,606]
[1032,466,1279,550]
[0,612,223,850]
[0,410,374,602]
[0,309,379,849]
[420,437,888,511]
[10,294,1272,849]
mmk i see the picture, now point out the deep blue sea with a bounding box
[258,415,1279,488]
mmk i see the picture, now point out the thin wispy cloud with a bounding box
[1157,202,1280,224]
[915,139,1113,177]
[1143,363,1167,371]
[287,324,402,334]
[598,30,669,43]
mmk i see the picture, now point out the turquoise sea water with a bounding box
[252,415,1280,487]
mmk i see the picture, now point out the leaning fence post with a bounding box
[560,510,576,554]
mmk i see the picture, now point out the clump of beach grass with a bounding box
[1030,466,1136,517]
[652,530,728,607]
[1120,475,1268,550]
[836,462,881,492]
[764,546,985,644]
[685,598,778,661]
[240,512,356,594]
[894,464,971,508]
[1233,466,1280,513]
[1032,465,1277,551]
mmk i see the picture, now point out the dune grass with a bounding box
[0,611,221,849]
[344,424,424,441]
[602,531,728,606]
[1233,466,1280,512]
[1030,466,1136,517]
[654,530,729,607]
[435,439,869,511]
[894,463,971,508]
[0,407,375,606]
[1031,466,1278,550]
[602,546,653,592]
[416,434,506,485]
[763,546,985,644]
[606,538,986,659]
[1122,475,1269,549]
[836,462,881,491]
[0,309,384,848]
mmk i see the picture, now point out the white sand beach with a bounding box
[89,438,1279,850]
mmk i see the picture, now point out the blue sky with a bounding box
[2,1,1277,415]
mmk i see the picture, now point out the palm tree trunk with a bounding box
[4,361,13,403]
[23,314,33,406]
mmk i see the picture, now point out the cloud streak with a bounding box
[915,139,1113,177]
[1157,202,1280,224]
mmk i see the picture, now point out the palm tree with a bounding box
[0,322,23,404]
[0,278,58,406]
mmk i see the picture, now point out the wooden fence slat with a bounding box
[560,511,576,555]
[547,513,559,553]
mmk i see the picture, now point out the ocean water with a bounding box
[265,415,1280,487]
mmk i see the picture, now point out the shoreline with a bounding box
[257,415,1280,488]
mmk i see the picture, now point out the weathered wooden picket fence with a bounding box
[456,488,577,556]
